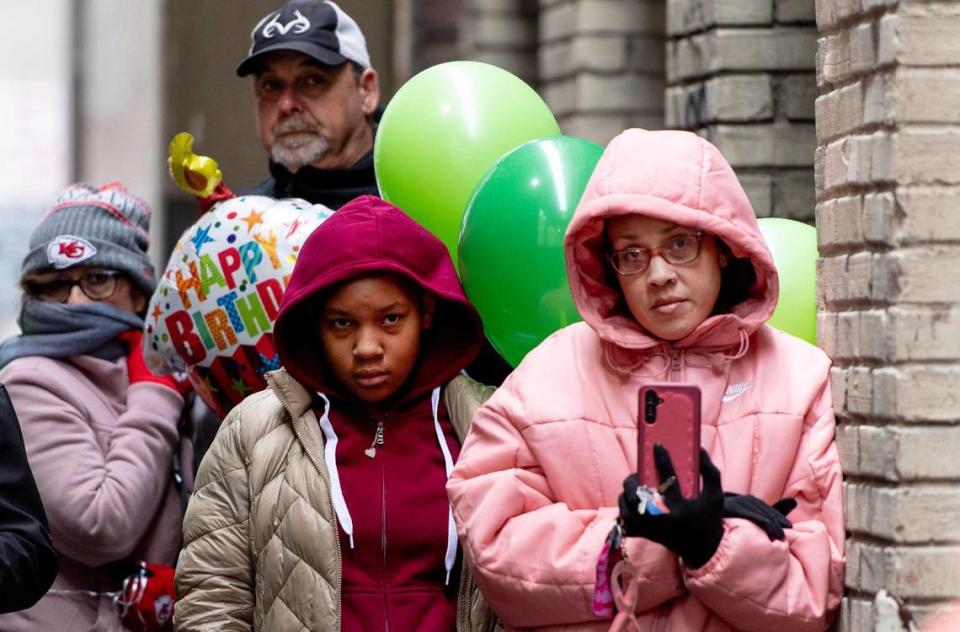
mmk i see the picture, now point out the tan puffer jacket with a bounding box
[175,369,498,632]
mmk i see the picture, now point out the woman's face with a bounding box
[606,215,723,341]
[23,266,146,314]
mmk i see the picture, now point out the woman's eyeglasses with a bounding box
[23,270,123,303]
[608,232,705,276]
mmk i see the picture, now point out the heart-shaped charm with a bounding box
[364,447,376,458]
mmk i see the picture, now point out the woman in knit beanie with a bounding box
[0,182,188,631]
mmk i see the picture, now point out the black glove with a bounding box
[723,493,796,540]
[618,445,724,569]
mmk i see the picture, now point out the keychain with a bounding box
[609,557,642,631]
[592,520,625,616]
[636,476,673,516]
[593,522,642,630]
[593,477,675,618]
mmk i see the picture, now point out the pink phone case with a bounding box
[637,383,702,498]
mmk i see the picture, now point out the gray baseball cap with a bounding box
[237,0,371,76]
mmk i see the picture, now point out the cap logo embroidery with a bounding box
[47,235,97,269]
[262,10,311,38]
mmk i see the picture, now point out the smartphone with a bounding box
[638,383,702,499]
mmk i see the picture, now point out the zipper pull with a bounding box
[670,349,682,373]
[364,421,385,458]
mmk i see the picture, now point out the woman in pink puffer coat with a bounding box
[447,129,844,631]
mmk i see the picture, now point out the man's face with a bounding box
[254,51,380,172]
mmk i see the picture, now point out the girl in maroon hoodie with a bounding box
[176,195,497,631]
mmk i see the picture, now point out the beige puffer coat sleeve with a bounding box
[175,393,262,631]
[445,374,501,632]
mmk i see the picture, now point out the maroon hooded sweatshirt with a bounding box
[273,196,485,631]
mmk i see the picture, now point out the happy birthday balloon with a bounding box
[144,196,332,417]
[375,61,561,264]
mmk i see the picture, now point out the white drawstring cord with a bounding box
[315,392,355,548]
[315,386,456,571]
[45,589,120,598]
[431,387,458,585]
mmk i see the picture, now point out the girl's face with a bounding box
[606,215,723,341]
[316,274,434,404]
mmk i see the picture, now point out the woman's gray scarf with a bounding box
[0,300,143,368]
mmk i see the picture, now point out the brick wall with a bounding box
[815,1,960,628]
[666,0,818,220]
[407,0,662,146]
[539,0,666,145]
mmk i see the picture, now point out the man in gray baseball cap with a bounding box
[238,0,381,209]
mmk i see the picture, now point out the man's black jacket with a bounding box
[0,385,58,612]
[242,150,379,210]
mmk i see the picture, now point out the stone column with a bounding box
[816,1,960,628]
[666,0,818,220]
[539,0,666,145]
[408,0,466,76]
[398,1,537,88]
[464,0,539,85]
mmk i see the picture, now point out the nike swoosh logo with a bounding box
[721,382,751,403]
[721,391,746,403]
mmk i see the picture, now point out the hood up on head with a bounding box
[564,129,779,355]
[274,195,484,403]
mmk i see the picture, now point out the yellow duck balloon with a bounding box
[168,132,222,198]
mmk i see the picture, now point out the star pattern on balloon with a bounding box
[232,377,249,396]
[243,210,264,233]
[259,352,281,372]
[190,224,214,253]
[195,373,217,394]
[286,218,304,239]
[151,304,163,322]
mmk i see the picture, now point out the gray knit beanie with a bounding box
[21,182,156,295]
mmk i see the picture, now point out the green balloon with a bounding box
[757,218,819,344]
[375,62,561,265]
[459,136,604,367]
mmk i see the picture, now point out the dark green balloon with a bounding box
[458,136,603,367]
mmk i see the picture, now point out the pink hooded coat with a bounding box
[447,129,844,631]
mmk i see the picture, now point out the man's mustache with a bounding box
[273,114,321,136]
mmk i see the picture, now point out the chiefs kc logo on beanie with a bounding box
[46,235,98,269]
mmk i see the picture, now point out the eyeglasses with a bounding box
[608,232,705,276]
[23,270,123,303]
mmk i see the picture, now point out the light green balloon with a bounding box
[374,61,561,265]
[459,136,603,367]
[757,218,819,344]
